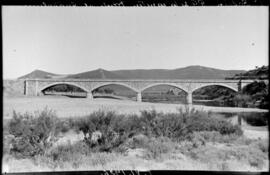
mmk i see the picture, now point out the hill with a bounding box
[112,66,245,79]
[18,70,62,79]
[226,65,268,80]
[18,66,246,80]
[67,69,126,79]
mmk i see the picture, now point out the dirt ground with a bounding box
[2,129,269,172]
[3,96,268,119]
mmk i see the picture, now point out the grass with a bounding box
[176,131,269,170]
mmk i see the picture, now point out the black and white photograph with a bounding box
[2,6,269,172]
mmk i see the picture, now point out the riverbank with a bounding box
[3,96,268,119]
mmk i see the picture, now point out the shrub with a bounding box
[188,132,207,148]
[250,139,269,153]
[190,131,246,145]
[185,112,243,136]
[216,120,243,135]
[8,108,59,158]
[151,112,187,140]
[122,114,143,137]
[139,107,242,141]
[46,141,90,162]
[140,109,158,136]
[236,146,267,168]
[125,134,176,159]
[76,110,132,152]
[234,94,252,107]
[143,137,174,160]
[187,144,267,169]
[176,140,195,155]
[33,141,91,169]
[125,134,150,149]
[28,107,243,155]
[56,119,71,133]
[76,108,243,149]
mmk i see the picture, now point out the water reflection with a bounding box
[193,100,235,107]
[210,112,268,127]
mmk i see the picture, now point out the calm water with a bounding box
[210,111,268,127]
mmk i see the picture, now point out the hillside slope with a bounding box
[226,65,268,80]
[18,70,60,79]
[18,66,246,80]
[67,69,126,79]
[111,66,245,79]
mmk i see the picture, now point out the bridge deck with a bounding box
[25,79,255,83]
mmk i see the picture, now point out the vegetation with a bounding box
[193,86,237,107]
[44,84,117,95]
[193,86,236,100]
[43,84,85,93]
[5,108,242,157]
[194,65,269,109]
[241,81,269,109]
[193,82,268,109]
[7,108,60,158]
[3,108,268,171]
[226,65,268,80]
[142,93,186,104]
[231,81,268,109]
[92,88,115,94]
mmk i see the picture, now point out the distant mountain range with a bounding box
[18,65,246,80]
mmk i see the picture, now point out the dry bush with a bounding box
[6,107,244,160]
[190,131,244,144]
[8,108,59,158]
[143,137,175,160]
[184,139,268,169]
[44,141,90,169]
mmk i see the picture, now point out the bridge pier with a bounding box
[186,92,193,105]
[86,92,93,99]
[237,80,242,92]
[137,92,142,102]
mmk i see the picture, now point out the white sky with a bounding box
[3,6,269,79]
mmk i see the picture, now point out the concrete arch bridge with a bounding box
[24,79,261,104]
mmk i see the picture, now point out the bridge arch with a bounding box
[191,83,238,94]
[39,82,89,94]
[91,82,139,93]
[140,83,188,93]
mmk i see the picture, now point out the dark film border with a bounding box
[0,0,269,6]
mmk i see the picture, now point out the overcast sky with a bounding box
[3,6,268,79]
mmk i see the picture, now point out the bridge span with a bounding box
[24,79,258,104]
